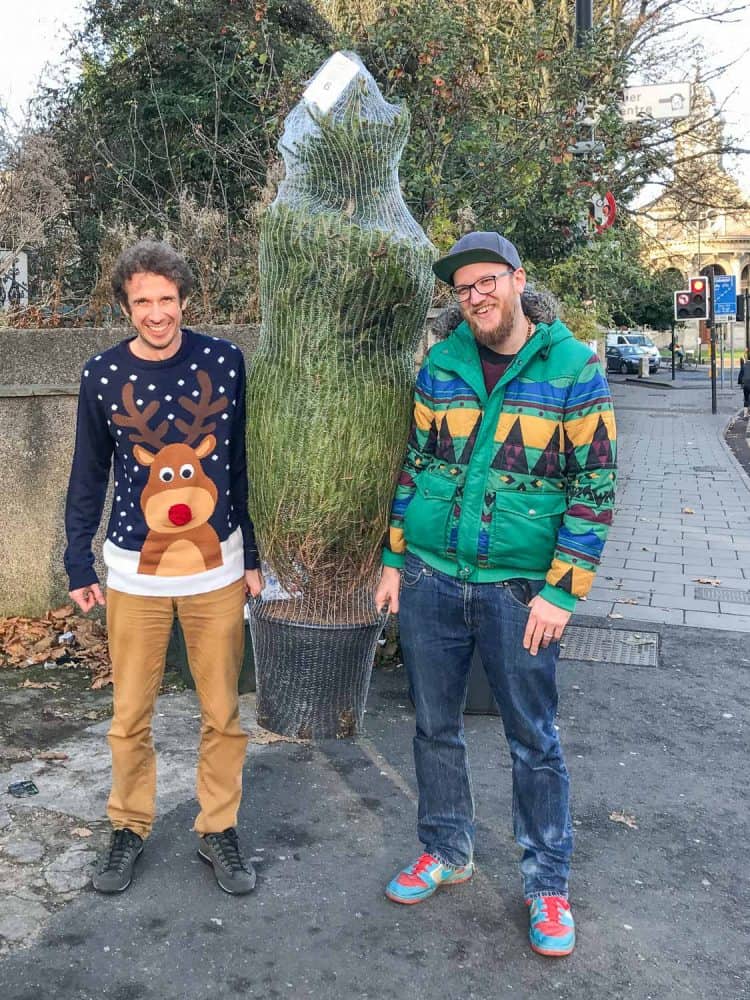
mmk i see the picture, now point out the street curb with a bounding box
[623,377,675,389]
[719,410,750,497]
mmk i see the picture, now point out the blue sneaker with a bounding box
[527,895,576,956]
[385,852,474,905]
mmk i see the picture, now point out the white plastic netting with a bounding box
[247,52,435,629]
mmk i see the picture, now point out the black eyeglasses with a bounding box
[451,270,515,303]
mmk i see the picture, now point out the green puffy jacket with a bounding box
[383,319,617,612]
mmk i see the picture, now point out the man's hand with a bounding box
[374,566,401,615]
[523,595,571,657]
[69,583,106,614]
[245,568,264,599]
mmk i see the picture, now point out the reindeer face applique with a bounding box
[113,372,229,577]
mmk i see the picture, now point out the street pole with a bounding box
[575,0,593,45]
[671,320,676,381]
[708,267,717,415]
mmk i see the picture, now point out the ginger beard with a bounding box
[462,295,519,350]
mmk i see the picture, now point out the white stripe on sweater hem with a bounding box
[103,527,245,597]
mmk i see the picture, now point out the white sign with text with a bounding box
[620,83,691,122]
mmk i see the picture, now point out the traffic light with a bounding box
[674,277,709,320]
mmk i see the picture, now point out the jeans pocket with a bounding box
[402,558,428,588]
[497,577,532,611]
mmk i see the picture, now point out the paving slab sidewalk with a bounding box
[579,373,750,630]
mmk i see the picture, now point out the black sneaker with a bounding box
[92,828,144,893]
[198,827,256,895]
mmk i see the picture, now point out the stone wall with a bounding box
[0,327,260,617]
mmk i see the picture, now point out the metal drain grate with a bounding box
[559,626,658,666]
[694,586,750,603]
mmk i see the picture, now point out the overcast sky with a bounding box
[0,0,748,190]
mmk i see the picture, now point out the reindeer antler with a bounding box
[176,370,228,446]
[113,383,170,451]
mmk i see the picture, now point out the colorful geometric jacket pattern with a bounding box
[382,319,616,612]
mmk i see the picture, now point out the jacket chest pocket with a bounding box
[403,470,460,555]
[487,491,567,571]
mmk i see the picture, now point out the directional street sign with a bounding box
[619,83,691,122]
[714,275,737,319]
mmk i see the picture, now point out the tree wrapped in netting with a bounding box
[247,52,435,738]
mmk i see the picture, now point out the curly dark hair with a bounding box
[111,240,194,310]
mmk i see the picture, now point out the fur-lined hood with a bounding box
[430,282,560,341]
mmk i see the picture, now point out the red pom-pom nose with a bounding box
[168,503,192,526]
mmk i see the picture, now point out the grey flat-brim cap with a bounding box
[433,231,522,284]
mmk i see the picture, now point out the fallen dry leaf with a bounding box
[21,679,60,690]
[49,606,74,620]
[71,827,93,838]
[36,751,69,762]
[608,612,624,619]
[246,727,309,745]
[622,634,654,646]
[620,598,639,605]
[682,507,695,514]
[693,577,721,586]
[609,810,638,830]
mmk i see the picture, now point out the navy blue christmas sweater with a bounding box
[64,328,259,596]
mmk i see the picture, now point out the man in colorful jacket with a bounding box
[375,232,616,957]
[65,240,263,896]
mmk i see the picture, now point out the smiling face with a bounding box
[453,260,527,352]
[123,271,185,361]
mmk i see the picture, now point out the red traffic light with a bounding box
[674,280,709,321]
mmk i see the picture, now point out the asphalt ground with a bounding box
[1,622,748,1000]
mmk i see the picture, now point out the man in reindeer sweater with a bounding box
[64,240,263,895]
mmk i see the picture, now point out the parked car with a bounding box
[606,331,660,369]
[605,343,659,375]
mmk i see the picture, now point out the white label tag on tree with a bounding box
[303,52,360,113]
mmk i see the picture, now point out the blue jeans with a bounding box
[398,553,573,898]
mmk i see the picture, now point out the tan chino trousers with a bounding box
[105,579,248,838]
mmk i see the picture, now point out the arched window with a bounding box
[660,267,684,289]
[741,265,749,294]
